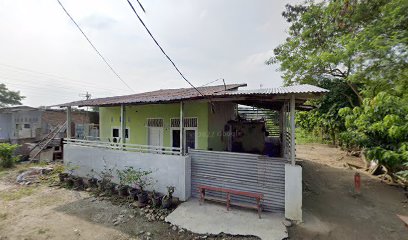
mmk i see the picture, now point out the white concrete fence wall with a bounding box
[63,144,191,201]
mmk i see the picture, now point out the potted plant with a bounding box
[86,169,98,188]
[128,187,140,200]
[135,169,153,204]
[162,186,175,209]
[106,182,117,195]
[116,169,129,197]
[151,190,163,208]
[58,172,69,183]
[117,166,139,200]
[119,167,153,204]
[96,164,114,193]
[73,176,84,190]
[64,162,79,188]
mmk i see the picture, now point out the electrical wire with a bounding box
[200,78,222,87]
[0,63,131,93]
[56,0,135,92]
[125,0,205,97]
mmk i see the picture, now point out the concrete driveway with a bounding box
[165,199,288,240]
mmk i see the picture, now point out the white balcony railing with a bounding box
[64,139,182,155]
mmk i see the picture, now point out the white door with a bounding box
[148,127,163,147]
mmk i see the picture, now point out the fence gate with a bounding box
[190,149,286,212]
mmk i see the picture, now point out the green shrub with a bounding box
[339,92,408,172]
[0,143,20,168]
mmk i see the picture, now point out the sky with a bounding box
[0,0,300,107]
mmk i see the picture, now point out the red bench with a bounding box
[198,185,263,218]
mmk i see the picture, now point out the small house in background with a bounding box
[59,83,328,221]
[0,106,99,162]
[0,106,98,144]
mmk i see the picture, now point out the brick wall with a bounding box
[41,110,98,136]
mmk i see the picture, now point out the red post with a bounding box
[354,172,361,194]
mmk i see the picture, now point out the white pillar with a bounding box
[120,104,126,145]
[285,164,302,221]
[180,101,184,155]
[286,96,302,222]
[290,95,296,165]
[66,106,72,139]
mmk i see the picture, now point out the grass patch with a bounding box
[37,228,49,234]
[0,186,36,201]
[0,212,7,220]
[296,128,331,145]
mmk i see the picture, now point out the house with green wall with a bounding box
[60,83,328,221]
[98,101,236,152]
[60,83,329,156]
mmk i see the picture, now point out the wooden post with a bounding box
[290,95,296,165]
[66,106,72,139]
[180,101,184,155]
[120,104,126,146]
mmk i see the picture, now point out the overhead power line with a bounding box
[200,78,223,87]
[125,0,205,97]
[56,0,135,92]
[0,63,131,92]
[0,66,130,93]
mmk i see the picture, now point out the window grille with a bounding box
[171,118,197,128]
[147,118,163,127]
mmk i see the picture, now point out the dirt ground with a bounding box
[1,144,407,240]
[292,144,408,240]
[0,164,257,240]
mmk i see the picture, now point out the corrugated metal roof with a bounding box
[58,84,246,107]
[0,106,38,113]
[218,84,329,95]
[57,83,328,107]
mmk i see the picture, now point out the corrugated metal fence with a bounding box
[190,149,286,212]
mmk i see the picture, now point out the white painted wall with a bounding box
[11,110,42,139]
[0,113,12,140]
[63,144,191,201]
[285,164,302,221]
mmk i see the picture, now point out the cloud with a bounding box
[0,0,301,107]
[80,14,117,30]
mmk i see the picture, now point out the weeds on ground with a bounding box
[0,186,35,201]
[296,128,331,145]
[39,163,65,186]
[37,228,50,235]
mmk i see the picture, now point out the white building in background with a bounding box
[0,106,97,144]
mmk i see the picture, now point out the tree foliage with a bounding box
[0,83,24,107]
[339,93,408,171]
[269,0,408,172]
[268,0,407,102]
[0,143,20,168]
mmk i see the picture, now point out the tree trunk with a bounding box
[346,81,363,105]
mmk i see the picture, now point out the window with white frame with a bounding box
[111,127,130,143]
[170,117,198,150]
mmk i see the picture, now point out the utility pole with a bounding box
[79,91,92,100]
[78,91,92,139]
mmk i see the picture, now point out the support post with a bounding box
[180,101,184,155]
[290,95,296,165]
[280,103,286,158]
[120,104,126,146]
[66,106,72,139]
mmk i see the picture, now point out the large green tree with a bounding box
[0,83,24,107]
[267,0,408,103]
[269,0,408,173]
